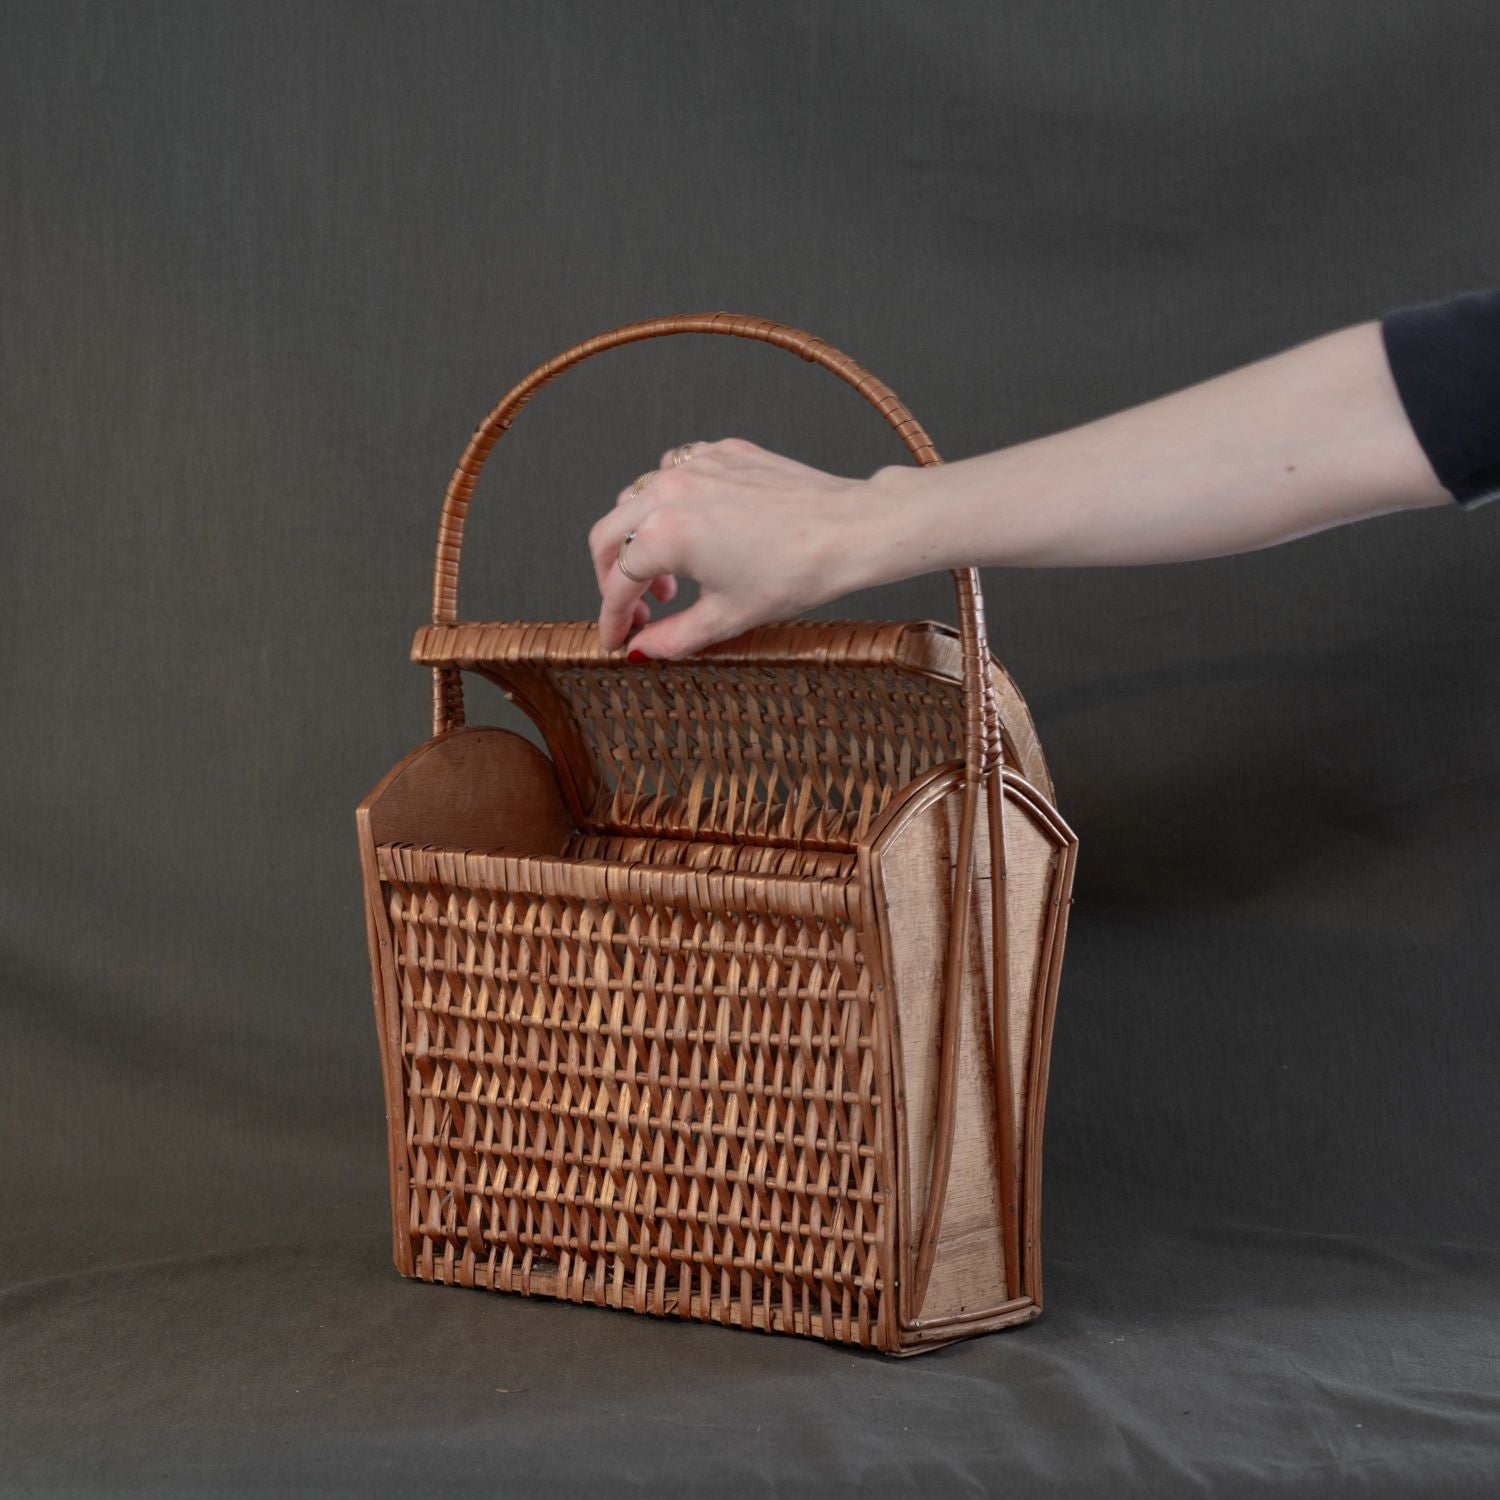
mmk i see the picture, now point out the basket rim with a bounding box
[375,839,865,920]
[410,617,969,679]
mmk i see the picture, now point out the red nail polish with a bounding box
[627,648,649,664]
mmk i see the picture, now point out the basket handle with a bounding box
[430,309,1000,778]
[429,310,1007,1313]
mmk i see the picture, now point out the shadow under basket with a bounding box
[358,618,1076,1355]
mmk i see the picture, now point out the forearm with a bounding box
[850,319,1451,585]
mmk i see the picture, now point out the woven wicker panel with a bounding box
[552,660,961,845]
[413,619,1058,849]
[563,831,859,879]
[377,842,890,1347]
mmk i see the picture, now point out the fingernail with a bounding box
[627,648,650,664]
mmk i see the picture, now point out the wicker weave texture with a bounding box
[379,843,888,1346]
[556,659,961,844]
[411,618,1058,836]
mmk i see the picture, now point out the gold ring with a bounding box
[617,530,648,582]
[629,470,657,497]
[672,442,701,467]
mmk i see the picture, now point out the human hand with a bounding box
[588,437,887,659]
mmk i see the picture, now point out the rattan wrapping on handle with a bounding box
[424,310,1011,1323]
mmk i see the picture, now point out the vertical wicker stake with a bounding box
[357,312,1077,1353]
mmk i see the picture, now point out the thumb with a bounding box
[627,597,735,661]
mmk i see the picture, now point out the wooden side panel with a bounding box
[361,725,572,855]
[872,768,1072,1328]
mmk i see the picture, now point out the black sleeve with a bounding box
[1380,288,1500,510]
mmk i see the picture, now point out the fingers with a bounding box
[591,486,677,602]
[588,439,761,652]
[597,564,648,653]
[625,594,736,661]
[590,458,706,588]
[596,506,687,652]
[591,438,757,579]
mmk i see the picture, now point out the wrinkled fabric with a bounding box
[4,1217,1499,1497]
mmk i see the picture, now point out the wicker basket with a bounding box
[356,312,1078,1355]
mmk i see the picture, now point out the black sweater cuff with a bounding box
[1380,288,1500,510]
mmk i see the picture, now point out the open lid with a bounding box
[414,617,1053,847]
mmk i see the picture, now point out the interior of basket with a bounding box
[411,619,1001,876]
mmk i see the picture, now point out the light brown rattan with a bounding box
[357,312,1077,1354]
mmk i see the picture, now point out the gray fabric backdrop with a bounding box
[3,2,1498,1494]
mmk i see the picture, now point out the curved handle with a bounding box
[429,311,1006,1312]
[429,309,1000,780]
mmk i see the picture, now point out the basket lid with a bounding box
[412,618,1053,848]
